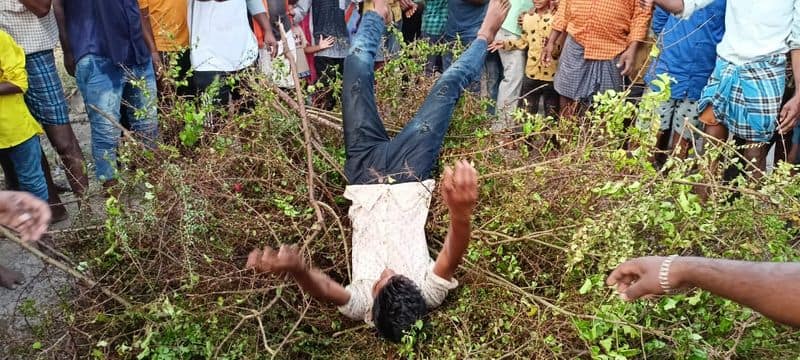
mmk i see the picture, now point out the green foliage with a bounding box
[32,35,800,360]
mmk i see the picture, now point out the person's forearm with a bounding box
[290,267,350,306]
[0,82,23,96]
[672,257,800,327]
[652,0,685,14]
[792,50,800,92]
[433,213,472,280]
[52,0,71,57]
[254,13,276,37]
[20,0,52,17]
[140,10,159,55]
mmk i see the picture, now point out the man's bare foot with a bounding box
[0,264,24,290]
[477,0,511,43]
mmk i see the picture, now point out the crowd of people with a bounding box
[1,0,799,348]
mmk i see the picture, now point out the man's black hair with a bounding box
[372,275,427,343]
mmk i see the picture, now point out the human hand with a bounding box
[399,0,418,17]
[617,44,638,76]
[441,160,479,217]
[517,12,525,28]
[264,33,279,58]
[246,244,306,275]
[639,0,654,9]
[542,38,555,66]
[487,40,505,53]
[779,95,800,134]
[151,52,163,78]
[63,51,76,77]
[0,191,51,242]
[607,256,672,301]
[318,35,335,51]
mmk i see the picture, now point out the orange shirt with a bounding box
[139,0,190,51]
[553,0,651,61]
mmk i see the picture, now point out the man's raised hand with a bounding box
[246,244,306,275]
[0,191,51,242]
[441,160,479,217]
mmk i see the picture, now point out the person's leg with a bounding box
[74,54,125,183]
[24,50,88,196]
[343,9,392,184]
[670,99,700,159]
[493,28,527,132]
[384,0,508,181]
[482,50,502,113]
[122,59,160,150]
[7,136,48,201]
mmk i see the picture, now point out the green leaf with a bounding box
[32,341,42,350]
[579,278,593,295]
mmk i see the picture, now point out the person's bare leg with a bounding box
[697,106,727,201]
[672,132,691,159]
[742,142,769,180]
[559,96,576,119]
[0,264,24,290]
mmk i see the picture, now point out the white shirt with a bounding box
[0,1,59,54]
[681,0,800,65]
[189,0,259,72]
[338,180,459,324]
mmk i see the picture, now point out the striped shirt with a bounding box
[552,0,651,61]
[0,1,59,54]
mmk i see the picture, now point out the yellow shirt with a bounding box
[502,11,558,82]
[0,30,43,149]
[139,0,190,51]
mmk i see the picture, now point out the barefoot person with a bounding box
[642,0,800,177]
[0,191,51,290]
[245,0,510,342]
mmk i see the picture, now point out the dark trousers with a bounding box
[343,12,487,184]
[314,56,345,110]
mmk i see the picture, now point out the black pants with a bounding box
[314,56,344,110]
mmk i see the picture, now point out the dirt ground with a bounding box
[0,90,94,357]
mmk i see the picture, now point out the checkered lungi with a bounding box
[23,50,70,126]
[699,54,786,143]
[553,35,623,102]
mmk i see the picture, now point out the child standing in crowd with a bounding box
[543,0,652,118]
[288,0,336,81]
[0,30,49,204]
[642,0,725,164]
[490,0,560,117]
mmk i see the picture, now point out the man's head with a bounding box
[534,0,554,10]
[371,269,427,343]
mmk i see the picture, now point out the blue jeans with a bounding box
[343,12,487,184]
[0,136,47,201]
[75,54,159,181]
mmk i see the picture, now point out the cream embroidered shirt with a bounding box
[338,180,459,324]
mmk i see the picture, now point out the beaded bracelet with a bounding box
[658,255,679,294]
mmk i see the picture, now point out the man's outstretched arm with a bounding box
[640,0,715,17]
[607,256,800,327]
[246,245,350,306]
[433,160,479,280]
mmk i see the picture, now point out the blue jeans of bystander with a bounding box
[75,54,159,181]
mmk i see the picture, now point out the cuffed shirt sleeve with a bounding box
[246,0,267,15]
[791,0,800,49]
[627,3,652,44]
[552,0,568,32]
[678,0,715,19]
[0,34,29,92]
[420,265,459,309]
[337,280,372,321]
